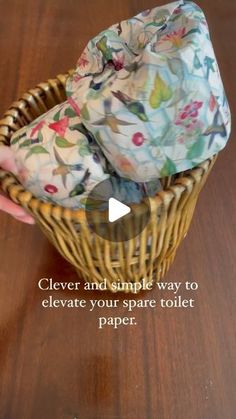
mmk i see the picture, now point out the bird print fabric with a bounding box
[10,101,111,208]
[10,100,161,208]
[67,0,231,182]
[10,1,231,207]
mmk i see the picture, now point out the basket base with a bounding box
[74,250,177,293]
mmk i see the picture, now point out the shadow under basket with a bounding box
[0,70,217,293]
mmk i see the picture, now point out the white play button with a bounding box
[108,197,131,223]
[85,176,151,241]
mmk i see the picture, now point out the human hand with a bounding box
[0,146,35,224]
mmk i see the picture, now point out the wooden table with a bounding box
[0,1,235,418]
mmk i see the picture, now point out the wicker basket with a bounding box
[0,70,217,292]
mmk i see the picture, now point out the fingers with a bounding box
[0,146,19,174]
[0,195,35,224]
[0,147,35,224]
[13,214,35,225]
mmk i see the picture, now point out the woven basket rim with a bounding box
[0,71,217,221]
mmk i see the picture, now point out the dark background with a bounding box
[0,1,235,418]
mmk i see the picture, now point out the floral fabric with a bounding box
[10,101,161,208]
[67,0,231,181]
[10,0,231,208]
[10,101,109,208]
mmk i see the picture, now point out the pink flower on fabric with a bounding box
[108,56,124,71]
[49,117,69,137]
[74,74,82,83]
[30,120,45,137]
[161,27,186,48]
[77,52,89,68]
[173,7,181,14]
[113,59,124,71]
[44,184,58,194]
[67,96,81,117]
[175,101,203,126]
[132,132,145,146]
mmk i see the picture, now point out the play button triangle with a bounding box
[85,176,151,241]
[108,197,131,223]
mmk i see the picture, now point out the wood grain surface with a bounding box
[0,1,235,418]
